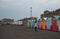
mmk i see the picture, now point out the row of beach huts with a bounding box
[19,8,60,32]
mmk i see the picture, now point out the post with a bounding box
[30,7,32,17]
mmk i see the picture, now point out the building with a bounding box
[1,18,14,24]
[41,8,60,20]
[19,17,37,26]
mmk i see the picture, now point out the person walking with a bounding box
[35,21,38,32]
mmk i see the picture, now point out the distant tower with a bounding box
[30,7,32,17]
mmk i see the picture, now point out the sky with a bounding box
[0,0,60,20]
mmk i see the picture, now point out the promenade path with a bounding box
[0,25,60,39]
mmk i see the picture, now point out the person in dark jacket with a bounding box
[35,21,38,32]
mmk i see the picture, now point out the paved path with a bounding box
[0,25,60,39]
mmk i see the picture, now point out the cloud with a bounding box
[0,0,60,20]
[49,0,60,5]
[2,0,60,8]
[34,0,60,6]
[0,0,27,7]
[38,0,48,4]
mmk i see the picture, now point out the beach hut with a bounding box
[50,20,58,32]
[57,20,60,31]
[27,20,31,27]
[38,20,42,29]
[27,20,35,28]
[31,20,35,28]
[46,18,52,30]
[41,20,46,30]
[50,16,58,32]
[57,17,60,31]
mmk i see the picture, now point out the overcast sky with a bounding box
[0,0,60,20]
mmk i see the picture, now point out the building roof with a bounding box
[41,8,60,18]
[19,17,37,21]
[1,18,14,22]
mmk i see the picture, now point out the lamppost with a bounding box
[30,7,32,17]
[30,7,32,28]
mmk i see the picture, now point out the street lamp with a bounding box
[30,7,32,17]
